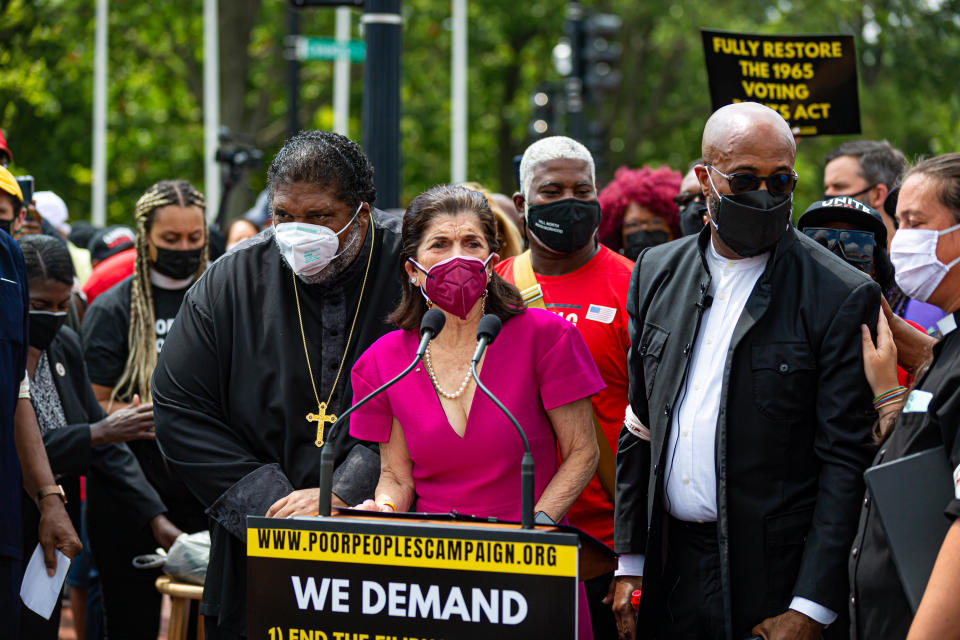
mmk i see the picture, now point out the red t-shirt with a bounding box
[497,246,633,547]
[83,248,137,304]
[896,318,927,388]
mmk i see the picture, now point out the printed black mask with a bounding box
[525,198,601,254]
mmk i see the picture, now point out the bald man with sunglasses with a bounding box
[611,102,880,640]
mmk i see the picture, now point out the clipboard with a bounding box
[863,447,954,611]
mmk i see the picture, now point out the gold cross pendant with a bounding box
[308,402,338,447]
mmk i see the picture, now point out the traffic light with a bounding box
[529,89,556,138]
[582,13,621,94]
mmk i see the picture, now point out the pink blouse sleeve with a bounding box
[534,314,605,411]
[348,346,394,443]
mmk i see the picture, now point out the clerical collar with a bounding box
[149,268,194,291]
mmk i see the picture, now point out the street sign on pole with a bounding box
[290,36,366,62]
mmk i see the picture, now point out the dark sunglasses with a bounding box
[673,191,702,209]
[802,227,876,269]
[706,164,798,196]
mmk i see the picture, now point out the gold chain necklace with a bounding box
[293,215,375,447]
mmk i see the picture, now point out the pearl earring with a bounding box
[410,277,417,284]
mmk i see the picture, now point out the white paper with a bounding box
[19,543,71,620]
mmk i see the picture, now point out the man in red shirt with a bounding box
[495,135,632,639]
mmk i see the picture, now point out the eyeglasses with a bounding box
[673,192,702,209]
[706,164,798,196]
[802,228,876,270]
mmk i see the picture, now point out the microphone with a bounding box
[696,283,713,309]
[468,314,536,529]
[472,313,501,364]
[417,308,446,357]
[316,309,446,516]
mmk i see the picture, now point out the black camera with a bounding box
[215,129,263,171]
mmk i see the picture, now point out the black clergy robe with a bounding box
[152,210,403,636]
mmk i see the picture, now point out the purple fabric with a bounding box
[902,298,946,333]
[349,307,605,520]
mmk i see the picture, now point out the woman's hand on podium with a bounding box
[353,498,398,513]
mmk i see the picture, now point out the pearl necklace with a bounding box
[423,342,474,399]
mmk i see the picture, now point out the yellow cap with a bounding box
[0,165,23,203]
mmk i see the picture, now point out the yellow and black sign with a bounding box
[701,29,860,136]
[246,516,579,640]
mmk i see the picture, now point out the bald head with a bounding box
[702,102,795,166]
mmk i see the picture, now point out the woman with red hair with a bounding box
[597,165,682,260]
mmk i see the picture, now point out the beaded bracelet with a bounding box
[873,386,908,409]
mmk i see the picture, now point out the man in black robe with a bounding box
[152,131,404,640]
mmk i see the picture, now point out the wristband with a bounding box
[37,484,66,505]
[873,386,907,409]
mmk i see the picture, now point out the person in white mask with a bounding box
[150,131,406,640]
[854,152,960,639]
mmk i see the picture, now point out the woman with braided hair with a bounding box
[80,179,210,639]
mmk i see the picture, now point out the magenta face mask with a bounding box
[409,254,494,319]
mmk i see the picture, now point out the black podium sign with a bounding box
[247,515,579,640]
[701,29,860,136]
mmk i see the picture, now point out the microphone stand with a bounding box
[470,360,535,530]
[317,327,439,516]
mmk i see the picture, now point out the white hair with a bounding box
[519,136,596,202]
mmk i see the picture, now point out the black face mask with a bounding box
[153,247,202,280]
[29,311,67,350]
[709,189,793,258]
[678,200,708,237]
[623,229,670,261]
[0,218,11,236]
[525,198,601,254]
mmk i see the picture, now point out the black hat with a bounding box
[68,221,99,248]
[88,225,136,264]
[797,196,887,248]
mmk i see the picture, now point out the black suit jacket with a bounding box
[21,327,165,554]
[614,227,879,639]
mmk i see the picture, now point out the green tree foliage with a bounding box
[2,0,959,226]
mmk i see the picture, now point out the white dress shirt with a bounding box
[663,240,767,522]
[617,238,836,626]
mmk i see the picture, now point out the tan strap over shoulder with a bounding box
[511,250,546,309]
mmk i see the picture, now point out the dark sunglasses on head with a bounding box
[706,164,798,196]
[802,227,876,270]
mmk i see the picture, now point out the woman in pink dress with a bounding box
[349,185,603,638]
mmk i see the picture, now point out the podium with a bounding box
[247,510,615,640]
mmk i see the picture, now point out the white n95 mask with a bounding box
[274,204,361,276]
[890,221,960,302]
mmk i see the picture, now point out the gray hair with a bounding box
[267,130,376,211]
[519,136,596,201]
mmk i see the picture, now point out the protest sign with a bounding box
[701,29,860,136]
[247,516,579,640]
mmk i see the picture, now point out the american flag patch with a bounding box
[585,304,616,324]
